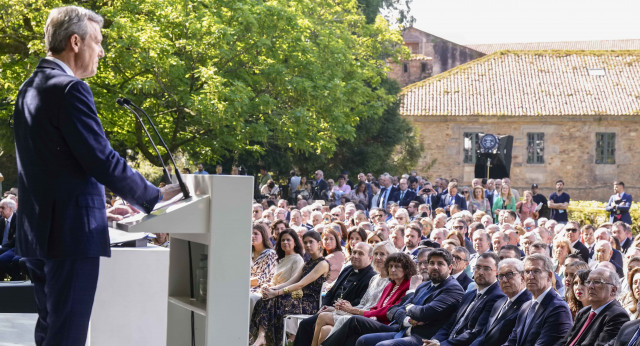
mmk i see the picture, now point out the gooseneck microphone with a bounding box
[116,98,172,184]
[118,98,190,199]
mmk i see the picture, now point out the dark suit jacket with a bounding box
[438,193,468,215]
[312,179,328,200]
[387,275,464,340]
[559,300,629,346]
[469,289,532,346]
[0,213,17,253]
[589,248,625,277]
[391,189,417,207]
[455,271,473,291]
[605,192,632,225]
[504,288,573,346]
[573,241,590,263]
[379,186,398,209]
[607,319,640,346]
[322,264,376,307]
[13,59,160,259]
[434,281,505,346]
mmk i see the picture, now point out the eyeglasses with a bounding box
[498,271,519,280]
[452,255,466,262]
[417,261,429,267]
[584,280,614,287]
[462,191,469,194]
[565,228,579,233]
[452,225,464,230]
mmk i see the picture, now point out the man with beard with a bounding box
[426,252,505,346]
[403,225,422,260]
[323,249,464,346]
[548,180,570,224]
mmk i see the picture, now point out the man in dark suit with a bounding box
[0,198,20,279]
[612,221,634,254]
[392,178,417,207]
[559,268,628,345]
[591,229,624,270]
[608,319,640,345]
[12,6,181,345]
[323,248,464,346]
[504,254,573,346]
[470,258,532,346]
[438,182,467,216]
[564,221,591,263]
[378,174,398,211]
[451,247,473,291]
[426,252,505,346]
[605,181,633,225]
[312,170,329,200]
[293,243,376,346]
[416,182,438,214]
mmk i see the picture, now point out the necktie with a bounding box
[569,311,597,346]
[400,191,405,201]
[489,299,510,327]
[450,293,482,338]
[520,301,539,343]
[627,325,640,346]
[379,188,387,208]
[1,219,9,245]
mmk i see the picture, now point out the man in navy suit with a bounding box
[608,319,640,345]
[426,252,505,346]
[323,248,464,346]
[470,258,531,346]
[558,268,628,346]
[0,198,20,279]
[504,254,573,346]
[612,221,634,254]
[605,181,632,225]
[392,178,417,207]
[450,247,472,291]
[438,182,467,216]
[564,221,591,263]
[13,6,180,345]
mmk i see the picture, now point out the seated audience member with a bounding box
[250,229,304,316]
[593,240,624,278]
[271,219,289,243]
[558,268,629,345]
[568,269,591,319]
[520,231,539,257]
[499,244,522,260]
[441,239,460,253]
[563,261,589,311]
[345,227,368,260]
[438,182,467,216]
[293,242,378,346]
[322,228,346,284]
[301,241,397,346]
[581,224,596,250]
[426,252,505,346]
[553,238,575,279]
[367,231,384,246]
[321,252,417,346]
[591,228,624,270]
[0,198,19,280]
[451,246,473,290]
[390,225,405,251]
[403,224,422,260]
[469,258,532,346]
[623,267,640,319]
[250,231,329,346]
[340,249,463,346]
[564,220,590,263]
[529,241,565,296]
[251,223,278,292]
[430,228,448,245]
[503,254,573,345]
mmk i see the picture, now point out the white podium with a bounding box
[111,174,253,346]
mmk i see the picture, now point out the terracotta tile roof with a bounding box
[400,51,640,117]
[466,40,640,54]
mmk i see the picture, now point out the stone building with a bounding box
[388,27,484,87]
[400,50,640,201]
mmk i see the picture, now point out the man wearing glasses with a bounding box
[425,252,505,346]
[451,218,475,255]
[450,247,472,290]
[504,254,572,345]
[470,258,532,346]
[558,268,628,345]
[564,220,590,262]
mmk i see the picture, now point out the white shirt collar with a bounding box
[5,213,13,224]
[477,280,496,295]
[533,286,553,305]
[507,288,527,304]
[45,56,74,76]
[451,271,462,279]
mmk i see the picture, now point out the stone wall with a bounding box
[387,58,433,87]
[408,115,640,202]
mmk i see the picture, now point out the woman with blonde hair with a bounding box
[492,184,516,223]
[552,237,574,278]
[516,190,538,221]
[468,186,491,215]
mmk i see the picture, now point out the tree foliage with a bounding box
[0,0,407,187]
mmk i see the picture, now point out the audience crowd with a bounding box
[247,172,639,346]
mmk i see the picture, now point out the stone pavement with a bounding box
[0,313,37,346]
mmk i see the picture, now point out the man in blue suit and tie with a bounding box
[438,182,467,216]
[469,258,531,346]
[605,181,632,225]
[392,179,417,207]
[425,252,505,346]
[503,254,573,346]
[13,6,181,345]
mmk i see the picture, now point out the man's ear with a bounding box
[70,34,81,53]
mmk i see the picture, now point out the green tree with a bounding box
[0,0,406,187]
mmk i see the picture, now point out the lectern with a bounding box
[113,174,253,345]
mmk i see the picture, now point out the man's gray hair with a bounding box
[45,6,104,54]
[498,258,524,272]
[453,246,470,261]
[0,198,16,211]
[524,253,554,273]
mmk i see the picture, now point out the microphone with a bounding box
[120,98,191,198]
[116,98,172,185]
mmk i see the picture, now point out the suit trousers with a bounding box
[293,314,319,346]
[0,248,21,278]
[322,315,398,346]
[25,257,100,346]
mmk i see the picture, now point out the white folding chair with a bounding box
[281,282,329,345]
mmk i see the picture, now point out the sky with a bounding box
[410,0,640,44]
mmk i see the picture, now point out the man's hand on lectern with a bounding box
[160,184,183,201]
